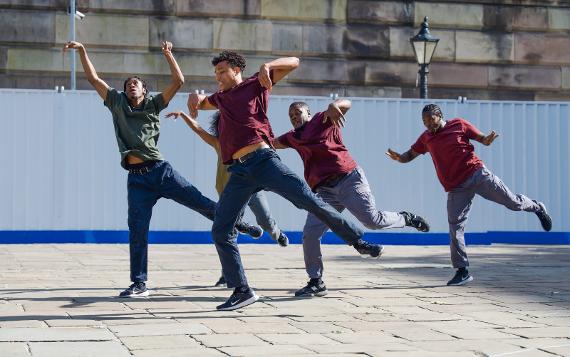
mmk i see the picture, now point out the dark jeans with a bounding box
[127,161,216,282]
[212,148,363,288]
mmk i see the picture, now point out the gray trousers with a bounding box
[248,191,281,241]
[448,167,540,268]
[303,167,405,279]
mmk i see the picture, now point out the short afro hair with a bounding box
[123,76,149,98]
[422,104,443,119]
[211,51,246,72]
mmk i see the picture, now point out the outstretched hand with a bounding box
[161,41,173,55]
[258,64,272,89]
[63,41,83,52]
[323,103,346,127]
[165,111,183,121]
[480,130,499,146]
[385,148,401,162]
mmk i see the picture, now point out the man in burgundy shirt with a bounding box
[188,51,383,311]
[274,99,430,297]
[387,104,552,286]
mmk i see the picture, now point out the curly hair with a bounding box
[422,104,443,119]
[123,76,149,98]
[211,51,246,72]
[209,111,221,138]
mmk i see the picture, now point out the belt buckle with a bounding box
[236,152,251,164]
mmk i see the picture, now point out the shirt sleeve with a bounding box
[411,134,427,154]
[206,93,219,109]
[103,88,121,110]
[462,119,483,140]
[276,132,292,148]
[150,93,167,114]
[313,112,332,129]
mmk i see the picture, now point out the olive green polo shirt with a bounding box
[104,88,166,169]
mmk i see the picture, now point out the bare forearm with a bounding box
[265,57,299,70]
[77,47,99,83]
[164,52,184,87]
[332,99,351,114]
[398,150,418,163]
[180,112,218,147]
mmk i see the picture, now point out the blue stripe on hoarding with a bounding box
[0,231,568,245]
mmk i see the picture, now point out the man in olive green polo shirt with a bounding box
[63,40,262,298]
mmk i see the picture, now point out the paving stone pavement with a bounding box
[0,243,569,356]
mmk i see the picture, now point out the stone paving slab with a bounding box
[28,341,131,357]
[0,243,569,356]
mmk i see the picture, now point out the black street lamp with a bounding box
[410,16,439,99]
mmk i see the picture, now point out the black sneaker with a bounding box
[533,201,552,232]
[400,211,430,232]
[353,239,384,258]
[216,287,259,311]
[447,269,473,286]
[277,232,289,247]
[236,222,263,239]
[295,279,328,297]
[214,275,226,287]
[118,282,149,298]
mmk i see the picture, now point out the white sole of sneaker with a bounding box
[447,276,474,286]
[118,290,150,298]
[217,294,259,311]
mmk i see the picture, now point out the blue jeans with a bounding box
[127,161,216,282]
[248,191,281,241]
[212,148,364,288]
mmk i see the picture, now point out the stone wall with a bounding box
[1,0,569,100]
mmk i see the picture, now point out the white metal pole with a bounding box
[69,0,76,90]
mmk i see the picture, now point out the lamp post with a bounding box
[410,16,439,99]
[68,0,85,90]
[69,0,76,90]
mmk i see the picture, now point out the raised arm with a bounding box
[63,41,109,100]
[159,41,184,104]
[258,57,300,89]
[385,148,420,164]
[165,111,219,149]
[187,93,217,118]
[323,99,351,127]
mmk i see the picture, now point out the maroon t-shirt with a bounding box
[278,111,358,190]
[207,72,275,164]
[411,118,484,192]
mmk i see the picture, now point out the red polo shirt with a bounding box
[278,111,357,190]
[207,72,275,164]
[411,118,484,192]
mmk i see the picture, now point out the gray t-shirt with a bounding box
[104,88,167,169]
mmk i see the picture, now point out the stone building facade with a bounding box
[1,0,569,100]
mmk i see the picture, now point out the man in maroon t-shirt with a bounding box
[187,51,383,311]
[274,99,430,297]
[387,104,552,286]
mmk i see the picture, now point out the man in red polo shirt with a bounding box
[387,104,552,286]
[273,99,430,297]
[188,51,383,311]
